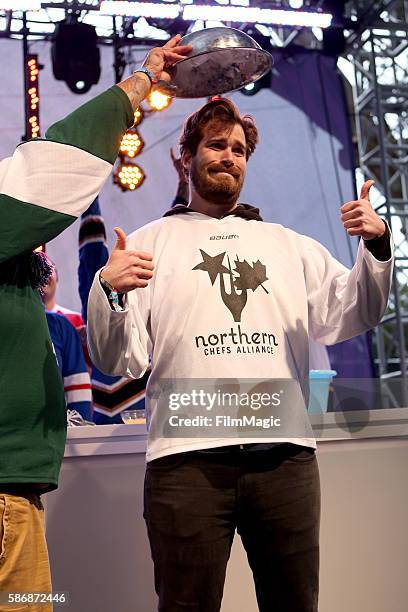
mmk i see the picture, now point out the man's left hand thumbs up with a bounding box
[340,179,385,240]
[100,226,154,293]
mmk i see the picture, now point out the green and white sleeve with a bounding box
[0,86,133,264]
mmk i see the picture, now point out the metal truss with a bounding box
[346,0,408,405]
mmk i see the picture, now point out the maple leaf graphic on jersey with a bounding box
[234,259,269,293]
[193,250,269,322]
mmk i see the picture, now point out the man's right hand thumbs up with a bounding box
[100,226,154,293]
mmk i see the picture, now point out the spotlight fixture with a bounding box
[51,19,101,94]
[114,107,146,192]
[133,107,144,127]
[25,55,40,139]
[182,5,332,27]
[114,161,145,191]
[240,70,271,96]
[119,130,145,158]
[147,90,172,111]
[100,2,333,28]
[321,0,346,57]
[100,1,180,19]
[241,82,257,96]
[0,0,40,8]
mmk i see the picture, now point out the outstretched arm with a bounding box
[0,35,191,264]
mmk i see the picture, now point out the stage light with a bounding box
[288,0,304,8]
[114,162,145,191]
[120,131,144,158]
[241,82,256,95]
[99,2,332,28]
[51,20,101,94]
[133,107,144,127]
[321,0,346,57]
[240,70,271,96]
[182,6,332,28]
[25,55,40,139]
[100,1,179,19]
[0,0,40,9]
[147,90,172,111]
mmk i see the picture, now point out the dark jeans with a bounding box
[144,443,320,612]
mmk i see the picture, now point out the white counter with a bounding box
[63,406,408,456]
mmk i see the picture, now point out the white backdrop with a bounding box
[0,38,357,311]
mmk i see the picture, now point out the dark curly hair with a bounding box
[179,98,259,161]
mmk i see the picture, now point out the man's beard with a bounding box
[190,159,244,206]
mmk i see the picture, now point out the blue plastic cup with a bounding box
[308,370,337,414]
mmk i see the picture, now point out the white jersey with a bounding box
[87,210,393,461]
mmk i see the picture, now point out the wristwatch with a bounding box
[134,67,158,87]
[99,272,124,312]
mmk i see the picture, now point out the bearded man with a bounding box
[88,98,393,612]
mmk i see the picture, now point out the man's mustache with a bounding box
[208,164,241,178]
